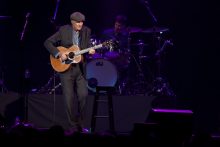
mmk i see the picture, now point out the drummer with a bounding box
[100,15,131,95]
[100,14,129,57]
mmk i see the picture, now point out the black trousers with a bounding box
[59,64,88,130]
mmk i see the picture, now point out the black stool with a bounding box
[91,86,115,133]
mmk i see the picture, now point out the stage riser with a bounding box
[0,93,155,133]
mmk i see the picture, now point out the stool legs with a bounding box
[107,91,115,131]
[91,86,115,133]
[91,93,99,133]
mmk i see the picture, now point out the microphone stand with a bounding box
[52,0,60,22]
[18,12,31,126]
[141,0,158,25]
[37,0,61,95]
[20,13,31,41]
[50,0,61,125]
[50,0,61,31]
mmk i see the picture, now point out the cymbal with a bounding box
[0,16,12,20]
[142,27,169,33]
[130,39,149,47]
[127,27,142,33]
[131,42,148,46]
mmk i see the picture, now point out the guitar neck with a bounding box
[75,44,103,56]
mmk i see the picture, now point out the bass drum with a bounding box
[86,59,118,92]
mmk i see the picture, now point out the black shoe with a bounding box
[64,126,81,135]
[76,124,82,132]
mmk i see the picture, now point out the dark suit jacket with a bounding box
[44,24,91,77]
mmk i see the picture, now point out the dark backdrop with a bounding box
[0,0,219,134]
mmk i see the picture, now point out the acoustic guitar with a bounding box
[50,40,113,72]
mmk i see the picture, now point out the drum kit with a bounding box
[37,26,175,96]
[86,26,173,95]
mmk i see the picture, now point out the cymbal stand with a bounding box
[150,38,176,97]
[36,73,54,94]
[37,71,61,94]
[140,0,175,97]
[127,50,149,95]
[119,35,150,95]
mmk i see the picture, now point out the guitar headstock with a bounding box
[102,39,118,49]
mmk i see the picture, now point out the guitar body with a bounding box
[50,45,82,73]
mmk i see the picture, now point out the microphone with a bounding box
[26,12,31,19]
[140,0,149,5]
[167,39,174,46]
[20,12,31,41]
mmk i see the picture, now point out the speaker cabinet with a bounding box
[132,108,193,146]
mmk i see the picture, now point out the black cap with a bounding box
[70,12,85,22]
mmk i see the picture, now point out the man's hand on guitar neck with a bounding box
[88,48,96,54]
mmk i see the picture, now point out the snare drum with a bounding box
[86,59,118,92]
[105,50,130,71]
[104,50,120,59]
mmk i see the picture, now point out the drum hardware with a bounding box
[103,50,130,95]
[121,52,149,95]
[102,40,120,60]
[36,75,54,94]
[155,39,173,57]
[104,51,120,60]
[149,77,176,98]
[149,39,176,97]
[90,38,100,46]
[36,71,62,94]
[140,0,175,97]
[48,82,62,94]
[114,34,153,95]
[139,55,149,59]
[87,52,104,60]
[130,40,148,47]
[88,38,105,60]
[126,31,169,95]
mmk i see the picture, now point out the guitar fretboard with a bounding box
[74,44,103,56]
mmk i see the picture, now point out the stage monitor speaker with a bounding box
[132,108,193,146]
